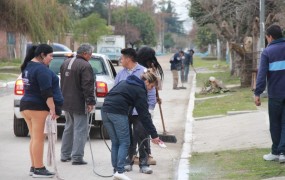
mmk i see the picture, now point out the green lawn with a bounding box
[0,59,22,81]
[0,58,21,67]
[193,87,257,117]
[190,148,285,180]
[194,56,229,70]
[0,73,19,81]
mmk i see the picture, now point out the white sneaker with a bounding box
[263,153,279,161]
[279,153,285,163]
[124,165,132,172]
[113,172,131,180]
[139,166,153,174]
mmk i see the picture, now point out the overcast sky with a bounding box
[171,0,192,32]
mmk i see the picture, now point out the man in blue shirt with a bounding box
[254,24,285,163]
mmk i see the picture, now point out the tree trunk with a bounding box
[240,53,253,87]
[230,51,242,77]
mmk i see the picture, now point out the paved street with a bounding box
[0,54,194,180]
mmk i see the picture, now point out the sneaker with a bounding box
[32,166,55,178]
[124,165,132,172]
[113,172,131,180]
[279,153,285,163]
[147,155,156,165]
[29,167,34,176]
[263,153,279,161]
[72,160,87,165]
[60,157,71,162]
[139,166,153,174]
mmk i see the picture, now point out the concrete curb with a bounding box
[177,73,196,180]
[227,110,259,115]
[194,114,226,120]
[194,111,260,121]
[195,94,230,101]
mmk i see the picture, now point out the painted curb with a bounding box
[176,73,196,179]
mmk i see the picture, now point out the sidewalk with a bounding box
[192,110,271,153]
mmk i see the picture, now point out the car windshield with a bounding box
[49,56,108,76]
[100,47,121,53]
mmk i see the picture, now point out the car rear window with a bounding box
[49,57,65,75]
[49,56,108,76]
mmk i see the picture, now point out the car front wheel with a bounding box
[13,115,29,137]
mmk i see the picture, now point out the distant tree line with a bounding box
[0,0,188,50]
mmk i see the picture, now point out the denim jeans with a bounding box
[61,111,88,162]
[268,98,285,155]
[101,111,130,173]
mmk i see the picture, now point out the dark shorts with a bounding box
[20,101,62,116]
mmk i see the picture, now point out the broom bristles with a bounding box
[158,134,177,143]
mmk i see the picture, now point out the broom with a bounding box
[156,87,177,143]
[191,64,197,73]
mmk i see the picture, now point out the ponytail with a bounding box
[21,45,37,73]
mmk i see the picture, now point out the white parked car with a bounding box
[13,52,116,138]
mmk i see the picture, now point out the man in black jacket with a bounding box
[170,50,184,89]
[60,43,96,165]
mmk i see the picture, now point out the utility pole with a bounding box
[259,0,265,54]
[259,0,267,97]
[124,0,128,48]
[108,0,111,26]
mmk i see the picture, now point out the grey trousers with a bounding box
[171,70,179,88]
[60,111,88,162]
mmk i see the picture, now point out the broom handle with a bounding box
[156,87,167,133]
[191,65,197,73]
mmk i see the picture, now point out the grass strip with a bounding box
[189,148,285,180]
[193,87,257,117]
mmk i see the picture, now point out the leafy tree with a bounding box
[195,26,216,52]
[158,0,184,34]
[137,0,156,15]
[73,13,112,44]
[112,6,156,46]
[114,23,141,48]
[164,32,175,50]
[58,0,109,19]
[0,0,71,43]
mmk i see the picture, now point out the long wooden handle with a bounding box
[156,87,166,133]
[191,65,197,73]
